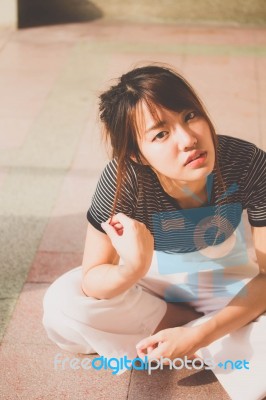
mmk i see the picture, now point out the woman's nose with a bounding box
[173,126,197,151]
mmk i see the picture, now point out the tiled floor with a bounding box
[0,20,265,399]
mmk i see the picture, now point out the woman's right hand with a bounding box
[101,213,154,278]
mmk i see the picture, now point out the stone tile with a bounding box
[0,167,8,192]
[183,54,261,147]
[128,366,230,400]
[27,251,82,283]
[2,46,109,170]
[51,20,185,46]
[0,40,70,73]
[257,58,266,84]
[0,215,49,299]
[0,117,32,149]
[0,69,50,119]
[37,206,89,254]
[0,298,17,342]
[187,27,257,46]
[257,59,266,150]
[0,28,12,51]
[254,28,266,45]
[106,53,185,83]
[36,142,103,255]
[12,21,99,45]
[70,110,107,172]
[0,39,70,123]
[2,283,51,345]
[259,91,266,151]
[0,343,130,400]
[111,21,187,44]
[33,113,108,255]
[0,41,70,119]
[0,35,109,302]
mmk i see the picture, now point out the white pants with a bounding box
[43,266,167,358]
[43,220,266,400]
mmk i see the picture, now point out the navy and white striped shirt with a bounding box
[87,135,266,253]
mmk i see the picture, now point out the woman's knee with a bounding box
[42,276,96,354]
[43,267,84,320]
[42,269,84,342]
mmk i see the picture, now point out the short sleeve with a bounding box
[87,159,139,233]
[242,145,266,227]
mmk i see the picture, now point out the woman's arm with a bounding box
[81,214,154,299]
[199,225,266,347]
[136,226,266,360]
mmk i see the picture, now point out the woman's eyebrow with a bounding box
[145,120,166,135]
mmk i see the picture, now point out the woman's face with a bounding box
[136,102,215,184]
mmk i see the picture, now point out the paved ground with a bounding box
[0,20,265,400]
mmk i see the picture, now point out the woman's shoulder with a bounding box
[216,135,266,194]
[100,157,139,178]
[103,157,153,180]
[217,134,261,167]
[217,134,258,154]
[98,158,145,200]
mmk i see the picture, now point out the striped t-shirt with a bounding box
[87,135,266,253]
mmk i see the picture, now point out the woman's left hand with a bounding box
[136,326,205,362]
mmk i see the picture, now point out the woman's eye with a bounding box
[185,111,196,122]
[153,131,168,141]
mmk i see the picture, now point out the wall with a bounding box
[1,0,266,29]
[92,0,266,26]
[0,0,17,28]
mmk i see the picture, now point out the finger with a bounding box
[138,344,156,358]
[110,222,123,230]
[101,221,119,239]
[106,216,124,227]
[147,346,153,353]
[136,333,161,351]
[108,215,121,224]
[146,343,165,360]
[109,221,124,236]
[113,213,135,228]
[191,353,204,361]
[147,345,154,354]
[136,347,146,359]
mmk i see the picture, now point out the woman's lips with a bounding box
[185,151,207,168]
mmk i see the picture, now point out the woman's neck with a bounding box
[156,173,208,209]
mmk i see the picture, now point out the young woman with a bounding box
[43,65,266,400]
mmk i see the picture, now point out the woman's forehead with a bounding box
[135,101,162,136]
[136,100,166,124]
[136,100,188,130]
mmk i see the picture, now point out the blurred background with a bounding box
[0,1,266,399]
[1,0,266,28]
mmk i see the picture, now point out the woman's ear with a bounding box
[130,154,137,162]
[130,154,149,165]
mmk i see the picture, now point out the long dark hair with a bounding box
[99,64,225,216]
